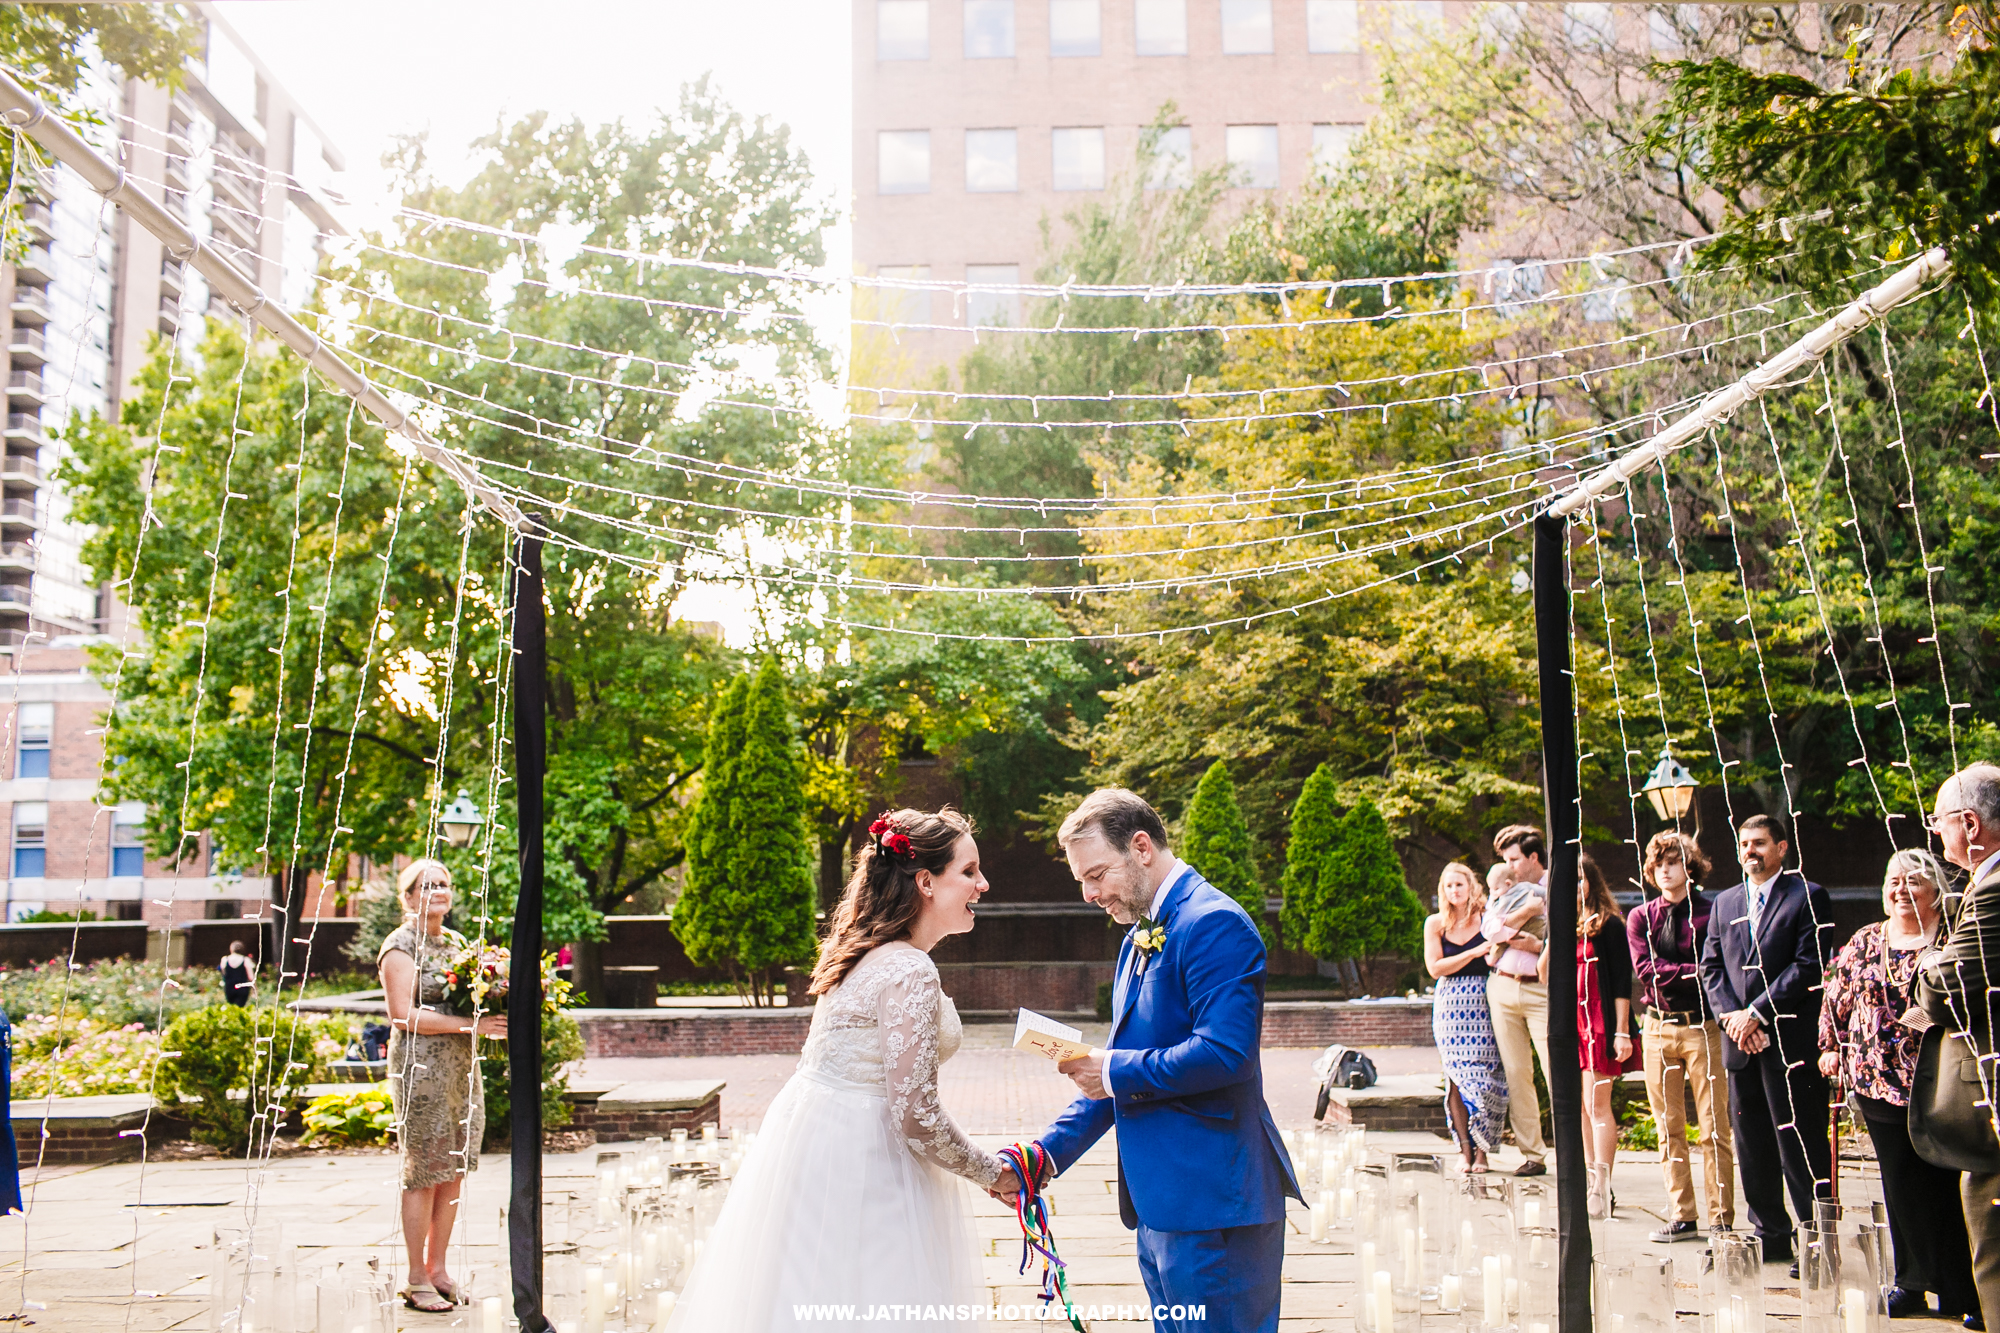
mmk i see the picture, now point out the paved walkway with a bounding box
[0,1043,1886,1331]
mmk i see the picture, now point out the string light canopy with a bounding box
[1639,748,1700,822]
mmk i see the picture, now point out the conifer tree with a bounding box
[723,658,820,997]
[1279,763,1342,955]
[1180,759,1270,945]
[1321,800,1426,993]
[673,672,749,987]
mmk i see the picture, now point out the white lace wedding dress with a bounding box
[666,943,1002,1331]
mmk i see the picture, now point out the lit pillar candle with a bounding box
[1361,1243,1378,1328]
[1441,1273,1463,1313]
[1309,1202,1327,1243]
[1504,1278,1519,1317]
[1339,1188,1357,1219]
[643,1230,660,1282]
[1483,1255,1503,1328]
[656,1291,677,1330]
[1844,1288,1868,1333]
[482,1296,503,1333]
[1374,1269,1396,1333]
[1321,1150,1336,1185]
[1402,1227,1419,1288]
[1460,1220,1475,1266]
[1522,1199,1540,1230]
[583,1267,605,1333]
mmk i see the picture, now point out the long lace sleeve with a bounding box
[878,954,1003,1188]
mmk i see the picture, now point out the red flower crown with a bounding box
[869,816,914,859]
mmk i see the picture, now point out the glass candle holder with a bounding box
[1597,1253,1674,1333]
[1802,1218,1888,1333]
[1702,1231,1764,1333]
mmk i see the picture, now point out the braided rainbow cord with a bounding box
[997,1142,1085,1332]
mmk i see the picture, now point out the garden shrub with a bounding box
[11,1015,160,1098]
[152,1004,353,1151]
[481,1008,586,1148]
[302,1085,396,1147]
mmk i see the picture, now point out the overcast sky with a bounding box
[213,0,853,257]
[210,2,854,642]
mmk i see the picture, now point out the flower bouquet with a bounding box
[441,942,575,1017]
[441,942,512,1016]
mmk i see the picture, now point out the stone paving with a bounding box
[0,1042,1887,1331]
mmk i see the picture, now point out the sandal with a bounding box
[431,1277,469,1306]
[400,1284,455,1313]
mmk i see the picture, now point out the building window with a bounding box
[15,701,50,780]
[1565,3,1614,47]
[878,130,932,194]
[1221,0,1273,53]
[112,809,145,878]
[965,265,1022,327]
[876,265,933,327]
[878,0,930,58]
[12,801,45,879]
[965,128,1019,192]
[1312,123,1362,174]
[1306,0,1358,51]
[1389,0,1444,40]
[1049,0,1101,55]
[1144,125,1192,189]
[1134,0,1187,54]
[1052,127,1107,190]
[1226,125,1280,189]
[964,0,1015,55]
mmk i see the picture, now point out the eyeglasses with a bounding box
[1925,808,1971,834]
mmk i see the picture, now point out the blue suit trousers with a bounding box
[1135,1219,1284,1333]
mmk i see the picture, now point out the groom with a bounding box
[1000,787,1300,1333]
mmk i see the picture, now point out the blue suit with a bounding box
[1037,865,1300,1332]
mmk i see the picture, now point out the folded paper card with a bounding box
[1013,1007,1095,1062]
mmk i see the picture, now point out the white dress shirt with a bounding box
[1098,857,1184,1097]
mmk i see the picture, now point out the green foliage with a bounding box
[344,890,408,968]
[15,908,95,923]
[480,1008,586,1146]
[152,1005,352,1152]
[1319,801,1426,992]
[0,955,225,1027]
[1279,764,1343,955]
[11,1014,158,1098]
[1639,7,2000,308]
[301,1085,397,1147]
[675,661,818,1000]
[1179,760,1268,945]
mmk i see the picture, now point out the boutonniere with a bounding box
[1132,917,1166,971]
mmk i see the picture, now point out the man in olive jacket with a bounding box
[1917,762,2000,1332]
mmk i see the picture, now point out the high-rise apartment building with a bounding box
[852,0,1436,372]
[0,6,346,921]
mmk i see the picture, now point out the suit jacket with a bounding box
[1698,869,1832,1071]
[1037,864,1301,1232]
[1912,863,2000,1171]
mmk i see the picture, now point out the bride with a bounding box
[666,807,1004,1331]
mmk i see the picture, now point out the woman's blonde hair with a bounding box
[397,858,452,916]
[1882,847,1947,918]
[1436,863,1485,931]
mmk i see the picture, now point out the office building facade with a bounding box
[0,7,345,922]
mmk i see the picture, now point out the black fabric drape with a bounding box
[508,533,549,1333]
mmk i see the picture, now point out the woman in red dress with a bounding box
[1576,853,1639,1219]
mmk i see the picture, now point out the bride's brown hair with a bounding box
[808,806,974,995]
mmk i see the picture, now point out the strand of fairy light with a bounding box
[1874,321,1961,776]
[1815,360,1926,827]
[344,320,1801,530]
[1578,501,1648,891]
[312,264,1844,429]
[10,135,118,1308]
[126,328,256,1313]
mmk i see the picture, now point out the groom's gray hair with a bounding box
[1059,788,1169,854]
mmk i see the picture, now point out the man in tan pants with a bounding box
[1486,826,1553,1174]
[1628,831,1734,1240]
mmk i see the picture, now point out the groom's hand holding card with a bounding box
[1012,1008,1095,1062]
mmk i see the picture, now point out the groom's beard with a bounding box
[1096,855,1153,925]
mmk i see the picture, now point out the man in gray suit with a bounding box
[1919,763,2000,1331]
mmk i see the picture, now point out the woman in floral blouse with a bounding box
[1819,848,1977,1320]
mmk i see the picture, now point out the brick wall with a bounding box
[1262,999,1435,1048]
[569,1093,721,1142]
[935,960,1114,1013]
[577,1010,816,1059]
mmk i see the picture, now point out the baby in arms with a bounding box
[1482,862,1547,971]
